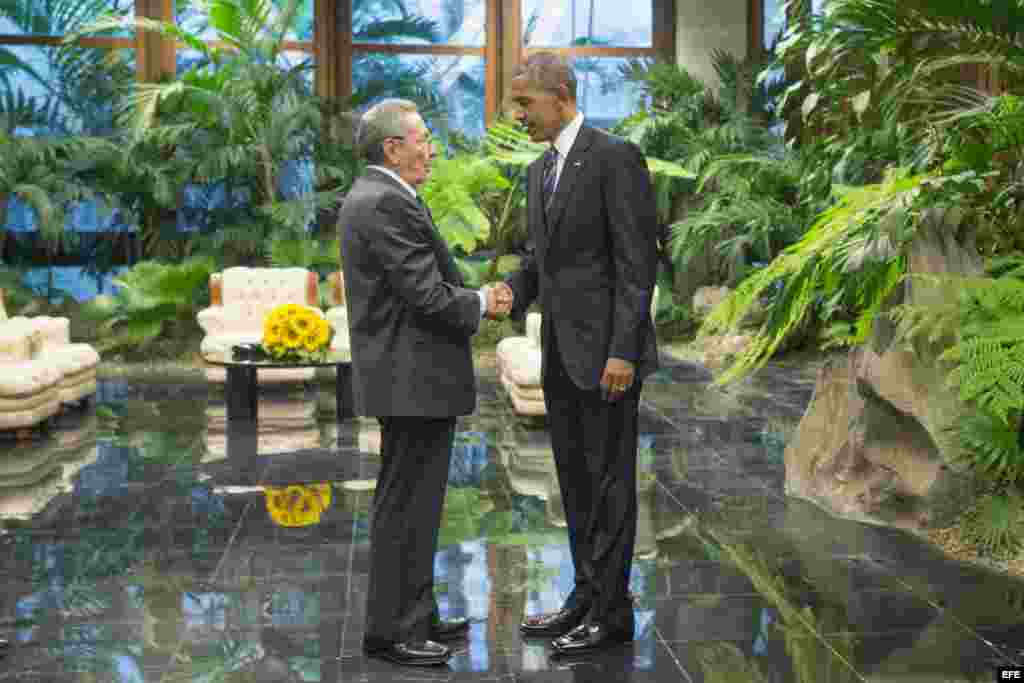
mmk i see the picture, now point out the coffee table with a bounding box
[206,355,354,423]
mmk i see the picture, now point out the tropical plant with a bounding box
[668,152,807,286]
[0,0,134,135]
[890,257,1024,483]
[79,256,214,353]
[420,152,510,255]
[72,0,346,266]
[699,166,933,385]
[960,490,1024,559]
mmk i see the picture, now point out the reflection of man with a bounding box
[338,99,511,667]
[498,53,660,655]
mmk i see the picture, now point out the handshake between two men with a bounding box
[483,281,515,321]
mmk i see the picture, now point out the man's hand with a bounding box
[600,357,635,403]
[485,283,514,320]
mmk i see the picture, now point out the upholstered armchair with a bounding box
[0,288,99,433]
[496,285,660,416]
[196,267,321,383]
[324,271,350,357]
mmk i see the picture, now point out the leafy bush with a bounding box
[79,257,215,353]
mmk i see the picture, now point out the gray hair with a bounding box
[357,99,419,165]
[512,52,577,101]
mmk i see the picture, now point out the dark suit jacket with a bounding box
[339,168,482,417]
[505,124,659,390]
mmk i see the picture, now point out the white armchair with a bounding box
[496,286,660,416]
[0,288,98,434]
[0,293,64,433]
[197,267,322,384]
[324,271,351,358]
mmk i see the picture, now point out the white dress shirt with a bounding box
[367,165,490,321]
[549,112,585,190]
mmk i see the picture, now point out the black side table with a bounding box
[206,356,354,423]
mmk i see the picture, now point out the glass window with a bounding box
[571,57,646,129]
[354,53,486,139]
[0,0,134,36]
[522,0,651,48]
[353,0,486,46]
[176,0,313,41]
[764,0,786,50]
[0,45,133,136]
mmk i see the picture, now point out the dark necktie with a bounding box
[542,146,558,212]
[416,195,433,223]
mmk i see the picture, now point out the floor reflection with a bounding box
[0,359,1021,681]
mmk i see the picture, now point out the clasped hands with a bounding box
[484,282,515,320]
[484,282,635,402]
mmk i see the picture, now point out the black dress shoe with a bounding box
[431,616,470,641]
[520,603,590,637]
[363,639,451,666]
[550,622,633,655]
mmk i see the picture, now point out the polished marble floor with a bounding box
[1,354,1023,682]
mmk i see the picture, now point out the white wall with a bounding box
[676,0,749,88]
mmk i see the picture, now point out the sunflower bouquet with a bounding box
[261,303,334,362]
[264,483,333,527]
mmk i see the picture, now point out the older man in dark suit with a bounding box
[338,99,511,667]
[496,52,660,655]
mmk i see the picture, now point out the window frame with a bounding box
[0,0,677,128]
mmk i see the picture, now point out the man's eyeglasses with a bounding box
[384,133,433,148]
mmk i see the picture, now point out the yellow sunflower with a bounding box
[314,318,331,347]
[263,320,284,347]
[284,327,303,350]
[290,311,314,335]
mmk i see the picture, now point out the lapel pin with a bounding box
[573,161,582,167]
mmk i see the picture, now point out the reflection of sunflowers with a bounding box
[261,303,333,360]
[265,483,333,527]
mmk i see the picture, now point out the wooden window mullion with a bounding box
[749,0,764,57]
[485,0,499,125]
[653,0,676,63]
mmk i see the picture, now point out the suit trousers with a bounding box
[363,415,455,646]
[542,325,641,623]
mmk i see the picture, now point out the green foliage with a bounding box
[701,167,927,385]
[71,0,350,267]
[265,236,340,270]
[80,256,214,352]
[952,410,1024,484]
[960,490,1024,559]
[891,257,1024,482]
[421,153,509,254]
[669,153,806,284]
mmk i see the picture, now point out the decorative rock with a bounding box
[696,333,753,371]
[784,211,984,532]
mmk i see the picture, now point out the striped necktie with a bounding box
[542,146,558,211]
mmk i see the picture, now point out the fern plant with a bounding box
[892,264,1024,481]
[701,166,929,385]
[960,490,1024,559]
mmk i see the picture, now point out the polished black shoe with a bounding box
[520,603,590,637]
[430,616,470,641]
[550,622,634,655]
[363,639,451,666]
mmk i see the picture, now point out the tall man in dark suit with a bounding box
[338,99,512,667]
[496,52,660,655]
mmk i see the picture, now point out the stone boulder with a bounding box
[784,209,983,532]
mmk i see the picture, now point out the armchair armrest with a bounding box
[209,273,223,306]
[329,271,346,307]
[196,307,240,337]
